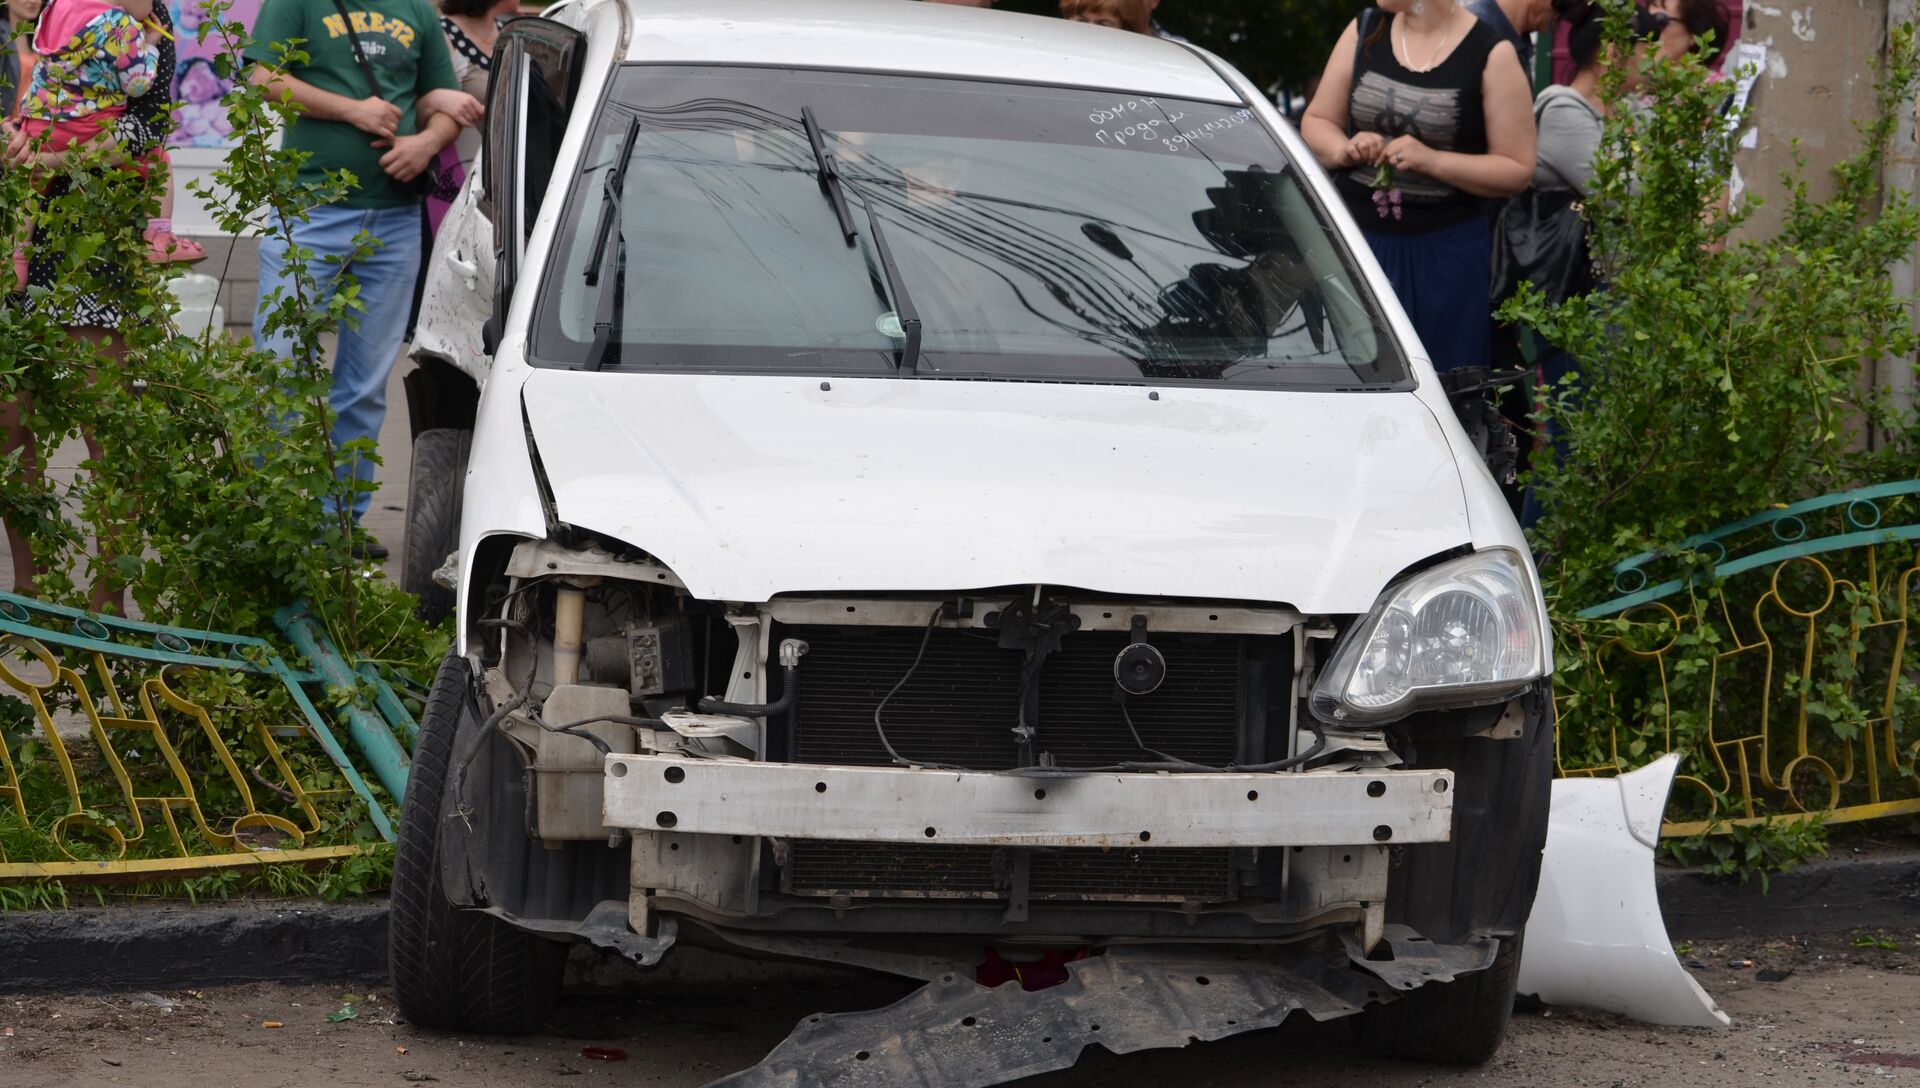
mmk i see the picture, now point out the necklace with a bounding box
[1395,5,1459,73]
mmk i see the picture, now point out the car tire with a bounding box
[400,428,472,624]
[389,652,565,1034]
[1351,931,1524,1065]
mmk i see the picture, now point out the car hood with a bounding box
[519,372,1471,613]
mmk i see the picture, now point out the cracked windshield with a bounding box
[535,66,1400,385]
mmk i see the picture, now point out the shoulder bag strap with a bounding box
[327,0,384,101]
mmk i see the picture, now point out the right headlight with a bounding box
[1310,548,1550,725]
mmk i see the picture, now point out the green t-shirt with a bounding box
[245,0,458,208]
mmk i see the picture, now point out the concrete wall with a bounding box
[1732,0,1897,240]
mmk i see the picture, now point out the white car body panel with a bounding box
[615,0,1236,103]
[518,372,1472,612]
[411,164,496,381]
[1518,754,1731,1028]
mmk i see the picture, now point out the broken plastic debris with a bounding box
[1516,754,1730,1028]
[1756,968,1793,983]
[328,1004,359,1023]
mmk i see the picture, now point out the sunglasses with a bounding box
[1630,6,1674,40]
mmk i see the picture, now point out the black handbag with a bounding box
[1490,92,1596,308]
[327,0,460,202]
[1490,185,1593,308]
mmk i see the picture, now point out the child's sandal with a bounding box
[145,232,208,264]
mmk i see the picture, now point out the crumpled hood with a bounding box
[519,372,1471,613]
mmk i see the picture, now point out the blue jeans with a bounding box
[253,204,422,523]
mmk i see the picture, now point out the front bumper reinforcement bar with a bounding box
[602,755,1454,848]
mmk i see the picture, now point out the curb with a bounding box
[0,900,388,993]
[4,854,1916,993]
[1656,852,1920,938]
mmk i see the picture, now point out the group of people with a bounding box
[1301,0,1734,373]
[1,0,503,602]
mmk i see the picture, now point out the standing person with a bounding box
[1508,0,1605,526]
[10,0,162,287]
[1,0,172,612]
[1648,0,1729,69]
[1300,1,1535,373]
[436,0,508,173]
[244,0,466,551]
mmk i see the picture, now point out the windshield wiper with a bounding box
[801,106,856,246]
[581,115,643,372]
[800,105,923,374]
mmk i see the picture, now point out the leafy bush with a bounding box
[1505,20,1920,597]
[1503,14,1920,873]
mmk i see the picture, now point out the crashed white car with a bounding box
[394,0,1556,1078]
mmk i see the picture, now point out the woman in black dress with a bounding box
[1300,0,1536,374]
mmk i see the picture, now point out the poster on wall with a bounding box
[166,0,261,148]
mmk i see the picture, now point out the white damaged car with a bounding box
[394,1,1556,1078]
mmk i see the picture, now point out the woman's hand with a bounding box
[418,87,484,129]
[1380,134,1438,176]
[1337,131,1386,169]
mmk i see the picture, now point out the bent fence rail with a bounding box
[1556,482,1920,836]
[0,593,412,882]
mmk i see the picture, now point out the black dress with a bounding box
[17,0,175,328]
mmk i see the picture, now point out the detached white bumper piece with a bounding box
[601,755,1453,849]
[1517,753,1730,1028]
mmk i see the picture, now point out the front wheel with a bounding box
[389,652,565,1033]
[400,428,472,624]
[1350,932,1524,1064]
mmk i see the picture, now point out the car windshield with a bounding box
[531,65,1407,388]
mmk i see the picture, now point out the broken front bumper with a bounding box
[601,754,1455,848]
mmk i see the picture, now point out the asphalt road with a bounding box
[2,931,1916,1088]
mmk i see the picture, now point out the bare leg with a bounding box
[0,389,43,594]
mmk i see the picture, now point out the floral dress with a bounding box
[19,0,160,146]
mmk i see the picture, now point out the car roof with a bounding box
[611,0,1242,103]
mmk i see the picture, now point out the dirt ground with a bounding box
[1,931,1916,1088]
